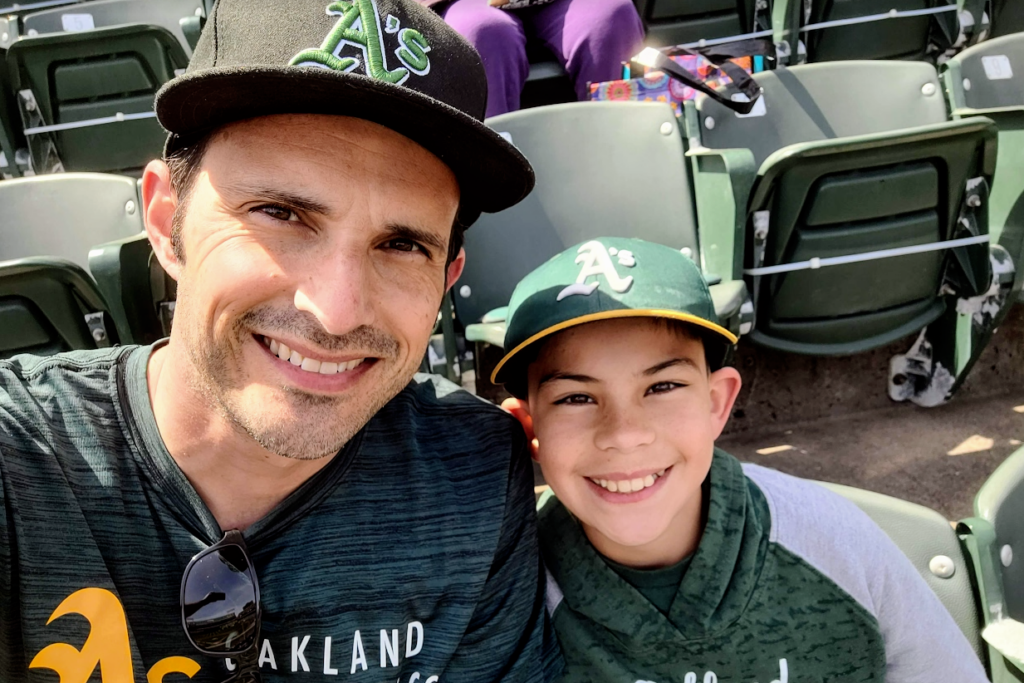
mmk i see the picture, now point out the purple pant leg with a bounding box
[526,0,646,100]
[440,0,529,117]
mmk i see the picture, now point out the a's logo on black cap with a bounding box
[290,0,431,85]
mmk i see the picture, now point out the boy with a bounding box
[494,237,988,682]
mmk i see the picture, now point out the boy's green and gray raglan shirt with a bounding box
[539,450,989,683]
[0,345,559,683]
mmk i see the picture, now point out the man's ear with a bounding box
[141,159,183,281]
[445,247,466,291]
[500,396,539,461]
[708,366,742,440]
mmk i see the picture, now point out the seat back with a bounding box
[7,24,189,174]
[791,0,958,62]
[975,446,1024,621]
[943,32,1024,298]
[820,482,984,661]
[0,173,144,268]
[695,61,995,354]
[22,0,206,54]
[457,101,698,327]
[634,0,760,47]
[89,232,175,345]
[0,257,116,357]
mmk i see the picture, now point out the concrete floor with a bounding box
[526,305,1024,522]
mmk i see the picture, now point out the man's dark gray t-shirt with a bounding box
[0,345,556,682]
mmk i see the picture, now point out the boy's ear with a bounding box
[500,397,539,461]
[708,366,742,440]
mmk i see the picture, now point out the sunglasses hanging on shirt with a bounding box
[180,530,263,683]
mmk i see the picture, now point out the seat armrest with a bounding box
[709,280,751,336]
[88,233,166,345]
[686,145,757,283]
[465,322,506,349]
[179,15,204,52]
[958,517,1024,680]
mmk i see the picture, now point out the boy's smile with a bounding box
[524,318,741,568]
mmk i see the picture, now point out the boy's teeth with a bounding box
[264,335,366,376]
[590,471,663,494]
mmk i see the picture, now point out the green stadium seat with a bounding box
[0,257,116,357]
[943,32,1024,301]
[460,101,752,329]
[685,61,997,360]
[634,0,766,48]
[21,0,207,54]
[88,232,174,345]
[772,0,960,64]
[458,101,752,396]
[0,173,144,267]
[820,482,984,663]
[959,445,1024,681]
[6,23,189,175]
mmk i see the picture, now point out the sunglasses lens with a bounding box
[182,544,258,653]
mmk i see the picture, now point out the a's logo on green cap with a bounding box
[290,0,431,85]
[557,240,636,301]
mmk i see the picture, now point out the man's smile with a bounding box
[259,334,372,375]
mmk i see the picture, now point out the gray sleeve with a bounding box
[742,463,988,683]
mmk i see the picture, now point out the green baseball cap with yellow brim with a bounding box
[492,237,738,392]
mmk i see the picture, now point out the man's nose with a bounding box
[292,248,376,337]
[593,402,656,454]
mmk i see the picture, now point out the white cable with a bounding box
[801,5,957,33]
[24,111,157,135]
[744,234,991,276]
[680,29,774,49]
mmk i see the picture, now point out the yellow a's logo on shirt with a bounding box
[29,587,201,683]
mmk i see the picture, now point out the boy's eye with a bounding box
[646,381,683,396]
[255,205,299,222]
[553,393,595,406]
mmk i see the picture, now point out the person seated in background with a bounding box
[418,0,645,117]
[498,237,990,682]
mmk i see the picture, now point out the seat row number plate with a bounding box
[982,55,1013,81]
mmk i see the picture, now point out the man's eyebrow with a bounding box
[537,372,597,388]
[385,223,448,253]
[643,358,700,376]
[221,182,331,215]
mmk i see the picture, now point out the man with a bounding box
[0,1,558,681]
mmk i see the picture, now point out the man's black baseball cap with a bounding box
[155,0,534,222]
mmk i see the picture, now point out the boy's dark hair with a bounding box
[163,133,467,270]
[507,317,731,399]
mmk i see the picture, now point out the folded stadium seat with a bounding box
[89,232,175,345]
[772,0,961,64]
[0,258,117,358]
[818,482,984,664]
[458,101,753,397]
[959,445,1024,681]
[6,24,189,175]
[0,173,144,268]
[633,0,767,47]
[685,61,1000,374]
[943,32,1024,302]
[21,0,207,54]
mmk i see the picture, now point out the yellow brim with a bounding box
[491,309,739,386]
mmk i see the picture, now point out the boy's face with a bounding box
[525,318,741,567]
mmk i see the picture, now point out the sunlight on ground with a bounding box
[948,434,996,456]
[756,445,794,455]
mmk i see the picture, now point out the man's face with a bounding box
[153,114,463,460]
[526,319,739,566]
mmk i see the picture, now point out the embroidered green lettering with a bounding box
[289,0,410,84]
[396,28,430,75]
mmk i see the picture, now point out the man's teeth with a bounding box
[264,336,365,375]
[591,469,667,494]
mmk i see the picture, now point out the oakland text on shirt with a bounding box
[634,658,789,683]
[29,588,442,682]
